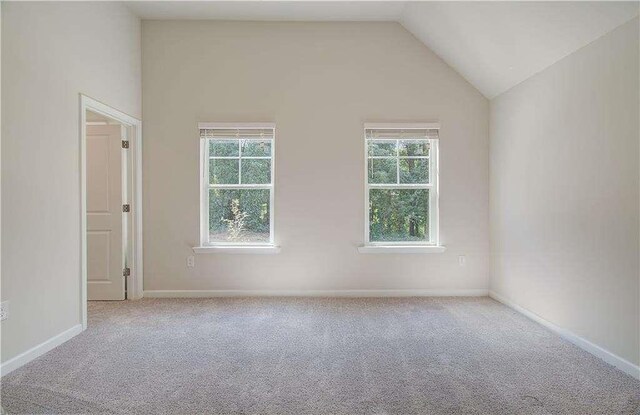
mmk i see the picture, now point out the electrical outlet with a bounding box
[187,255,195,268]
[0,301,9,321]
[458,255,466,267]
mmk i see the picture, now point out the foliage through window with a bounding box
[200,124,275,245]
[365,125,439,245]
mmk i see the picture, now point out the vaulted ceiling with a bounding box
[400,2,639,98]
[126,1,639,99]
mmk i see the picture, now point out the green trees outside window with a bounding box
[202,126,437,246]
[367,137,435,243]
[369,189,429,241]
[207,138,273,243]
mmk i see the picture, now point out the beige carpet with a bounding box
[1,297,639,414]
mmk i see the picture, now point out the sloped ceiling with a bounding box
[400,2,639,98]
[126,1,639,99]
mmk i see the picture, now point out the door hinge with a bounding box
[122,140,130,149]
[123,267,130,277]
[122,204,130,213]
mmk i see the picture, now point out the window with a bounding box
[199,123,275,247]
[364,124,439,246]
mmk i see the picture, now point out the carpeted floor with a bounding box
[1,297,638,414]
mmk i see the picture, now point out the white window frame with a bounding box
[197,122,276,250]
[363,123,441,249]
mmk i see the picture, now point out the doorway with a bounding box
[80,95,143,328]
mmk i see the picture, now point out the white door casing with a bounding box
[86,124,125,300]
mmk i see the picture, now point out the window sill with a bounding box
[192,245,281,255]
[357,245,446,254]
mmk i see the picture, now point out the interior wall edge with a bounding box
[0,324,83,378]
[488,17,639,368]
[1,1,142,364]
[489,290,640,380]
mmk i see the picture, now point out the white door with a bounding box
[87,124,126,300]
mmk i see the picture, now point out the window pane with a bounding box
[368,158,397,184]
[242,140,271,157]
[210,159,239,184]
[210,140,239,157]
[209,189,270,243]
[368,141,396,157]
[399,140,429,157]
[400,158,429,184]
[241,159,271,184]
[369,189,429,242]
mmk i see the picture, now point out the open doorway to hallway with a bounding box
[80,95,144,327]
[85,110,128,301]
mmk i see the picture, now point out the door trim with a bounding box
[80,94,143,329]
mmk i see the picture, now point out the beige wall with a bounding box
[1,2,141,363]
[142,21,489,293]
[490,18,639,365]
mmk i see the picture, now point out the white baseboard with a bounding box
[144,289,489,298]
[1,324,83,377]
[489,291,640,380]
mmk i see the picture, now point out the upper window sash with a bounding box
[366,138,435,187]
[203,128,274,187]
